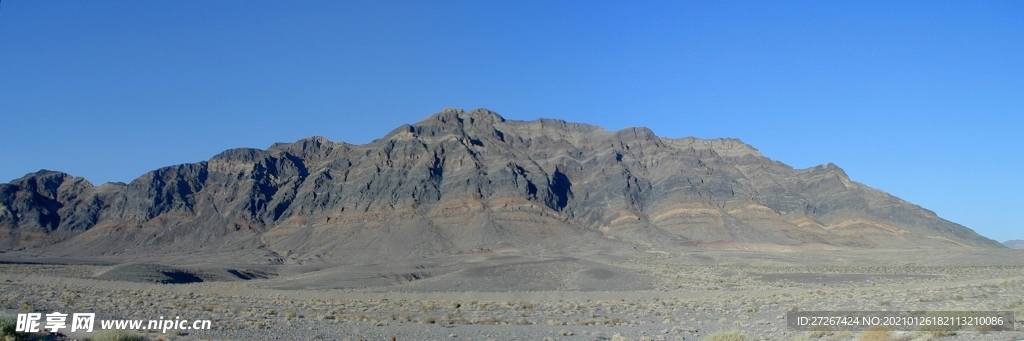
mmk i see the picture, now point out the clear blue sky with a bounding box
[1,1,1021,242]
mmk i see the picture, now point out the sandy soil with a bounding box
[1,248,1023,341]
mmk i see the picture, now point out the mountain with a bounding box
[1004,240,1024,249]
[0,108,1004,262]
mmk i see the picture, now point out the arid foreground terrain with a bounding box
[2,248,1022,341]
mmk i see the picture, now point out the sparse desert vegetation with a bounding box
[1,249,1022,340]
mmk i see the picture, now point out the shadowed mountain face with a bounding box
[0,109,1003,261]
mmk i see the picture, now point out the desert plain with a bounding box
[2,246,1023,341]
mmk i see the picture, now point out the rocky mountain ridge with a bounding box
[0,108,1003,262]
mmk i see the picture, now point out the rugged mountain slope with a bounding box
[1004,240,1024,249]
[0,108,1003,261]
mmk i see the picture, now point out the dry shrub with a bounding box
[87,330,147,341]
[703,330,748,341]
[857,326,892,341]
[806,325,834,338]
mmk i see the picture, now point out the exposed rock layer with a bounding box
[0,109,1003,261]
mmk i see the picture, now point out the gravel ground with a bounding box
[2,250,1023,341]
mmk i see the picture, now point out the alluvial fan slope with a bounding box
[0,108,1003,262]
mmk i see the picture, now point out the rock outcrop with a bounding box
[0,108,1004,262]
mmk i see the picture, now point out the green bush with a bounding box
[0,313,27,341]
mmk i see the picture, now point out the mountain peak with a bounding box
[12,169,72,183]
[0,109,1005,259]
[421,107,506,126]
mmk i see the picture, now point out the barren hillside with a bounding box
[0,108,1003,262]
